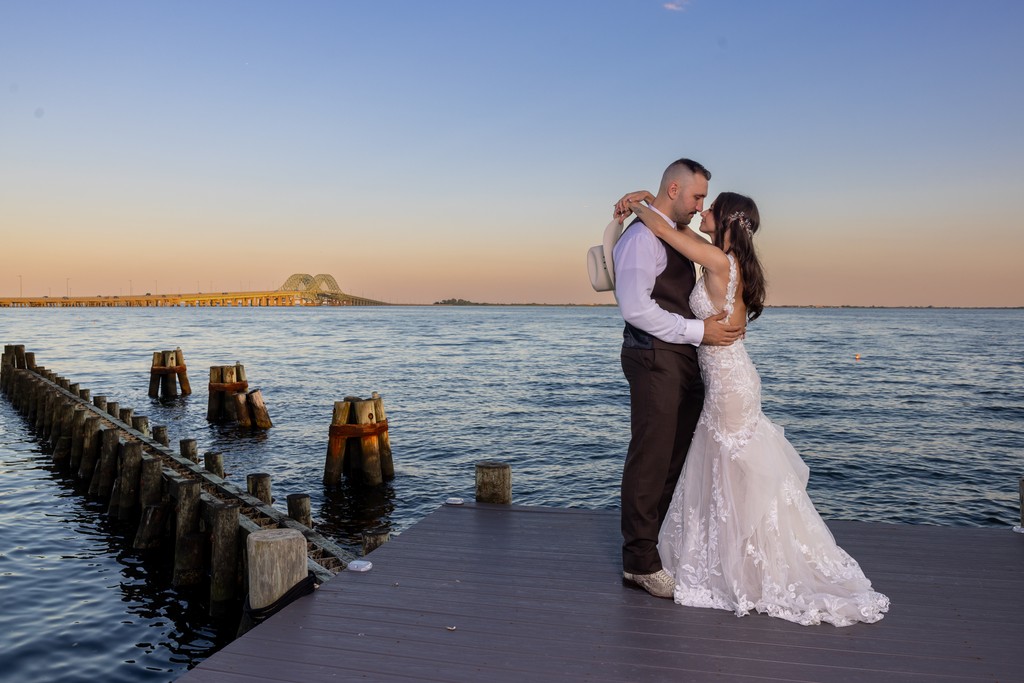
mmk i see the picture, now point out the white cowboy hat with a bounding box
[587,218,625,292]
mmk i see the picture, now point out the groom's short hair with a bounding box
[663,158,711,183]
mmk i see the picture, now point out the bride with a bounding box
[618,190,890,627]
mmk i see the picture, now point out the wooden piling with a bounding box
[160,350,178,398]
[174,347,192,395]
[287,493,312,528]
[362,528,391,556]
[132,415,151,437]
[152,424,168,446]
[68,405,88,471]
[117,441,144,521]
[247,473,272,505]
[93,395,107,412]
[232,392,252,428]
[323,400,352,486]
[134,504,167,550]
[207,366,223,421]
[77,415,102,481]
[180,438,199,464]
[372,393,394,481]
[91,428,120,499]
[245,528,306,611]
[204,451,225,478]
[353,399,383,486]
[148,352,163,398]
[247,389,272,429]
[106,400,120,420]
[173,478,203,586]
[209,500,240,615]
[138,457,163,509]
[475,461,512,504]
[119,407,133,426]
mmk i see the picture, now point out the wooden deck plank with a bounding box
[182,504,1024,683]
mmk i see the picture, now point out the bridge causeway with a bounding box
[0,274,386,307]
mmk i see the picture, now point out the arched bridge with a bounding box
[277,274,385,306]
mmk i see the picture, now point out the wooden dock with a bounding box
[182,503,1024,682]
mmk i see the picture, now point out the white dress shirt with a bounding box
[612,206,704,346]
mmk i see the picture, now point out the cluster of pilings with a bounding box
[323,393,393,486]
[0,344,355,620]
[207,363,272,429]
[149,347,192,398]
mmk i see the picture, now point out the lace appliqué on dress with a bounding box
[658,254,890,627]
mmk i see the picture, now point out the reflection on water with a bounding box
[2,305,1023,681]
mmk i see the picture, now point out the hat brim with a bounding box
[587,219,625,292]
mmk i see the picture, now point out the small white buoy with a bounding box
[347,559,373,572]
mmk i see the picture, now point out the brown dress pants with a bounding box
[620,346,704,575]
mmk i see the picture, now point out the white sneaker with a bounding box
[622,569,674,599]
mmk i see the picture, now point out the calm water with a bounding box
[2,306,1022,681]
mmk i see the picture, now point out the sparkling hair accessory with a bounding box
[728,211,753,235]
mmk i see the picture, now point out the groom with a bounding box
[613,158,743,598]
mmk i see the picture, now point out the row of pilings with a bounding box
[0,344,356,623]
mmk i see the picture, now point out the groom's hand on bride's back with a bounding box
[701,311,744,346]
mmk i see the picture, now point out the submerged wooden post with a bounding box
[209,499,240,615]
[160,350,178,398]
[174,347,192,395]
[247,389,272,429]
[207,366,223,421]
[131,415,150,438]
[180,438,199,464]
[77,414,102,481]
[247,473,272,505]
[204,451,224,478]
[372,393,394,481]
[117,441,144,522]
[173,478,203,586]
[232,392,252,428]
[353,399,383,486]
[152,424,169,446]
[286,493,312,527]
[148,352,163,398]
[90,427,120,498]
[475,461,512,504]
[323,400,352,486]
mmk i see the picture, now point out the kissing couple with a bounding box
[609,158,889,626]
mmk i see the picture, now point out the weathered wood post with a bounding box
[209,499,240,616]
[116,441,144,522]
[68,405,88,472]
[148,352,163,398]
[241,529,307,635]
[77,415,102,481]
[286,493,312,527]
[204,451,225,478]
[247,389,272,429]
[247,473,272,505]
[372,393,394,481]
[323,400,352,486]
[93,395,107,412]
[362,528,390,556]
[207,366,223,421]
[105,400,120,420]
[160,350,178,398]
[132,415,151,438]
[119,407,133,427]
[90,427,120,498]
[134,457,166,550]
[173,478,204,586]
[152,424,169,446]
[180,438,199,464]
[232,392,252,428]
[353,399,383,486]
[174,347,192,395]
[475,461,512,504]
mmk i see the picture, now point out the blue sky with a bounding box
[2,1,1022,305]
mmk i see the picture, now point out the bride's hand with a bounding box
[613,190,655,224]
[626,200,672,237]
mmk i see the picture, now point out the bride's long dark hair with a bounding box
[709,192,766,322]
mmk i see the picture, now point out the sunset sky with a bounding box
[2,1,1022,307]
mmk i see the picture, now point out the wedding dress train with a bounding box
[658,256,889,626]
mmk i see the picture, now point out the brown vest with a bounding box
[623,228,698,359]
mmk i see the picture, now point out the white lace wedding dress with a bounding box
[658,255,890,626]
